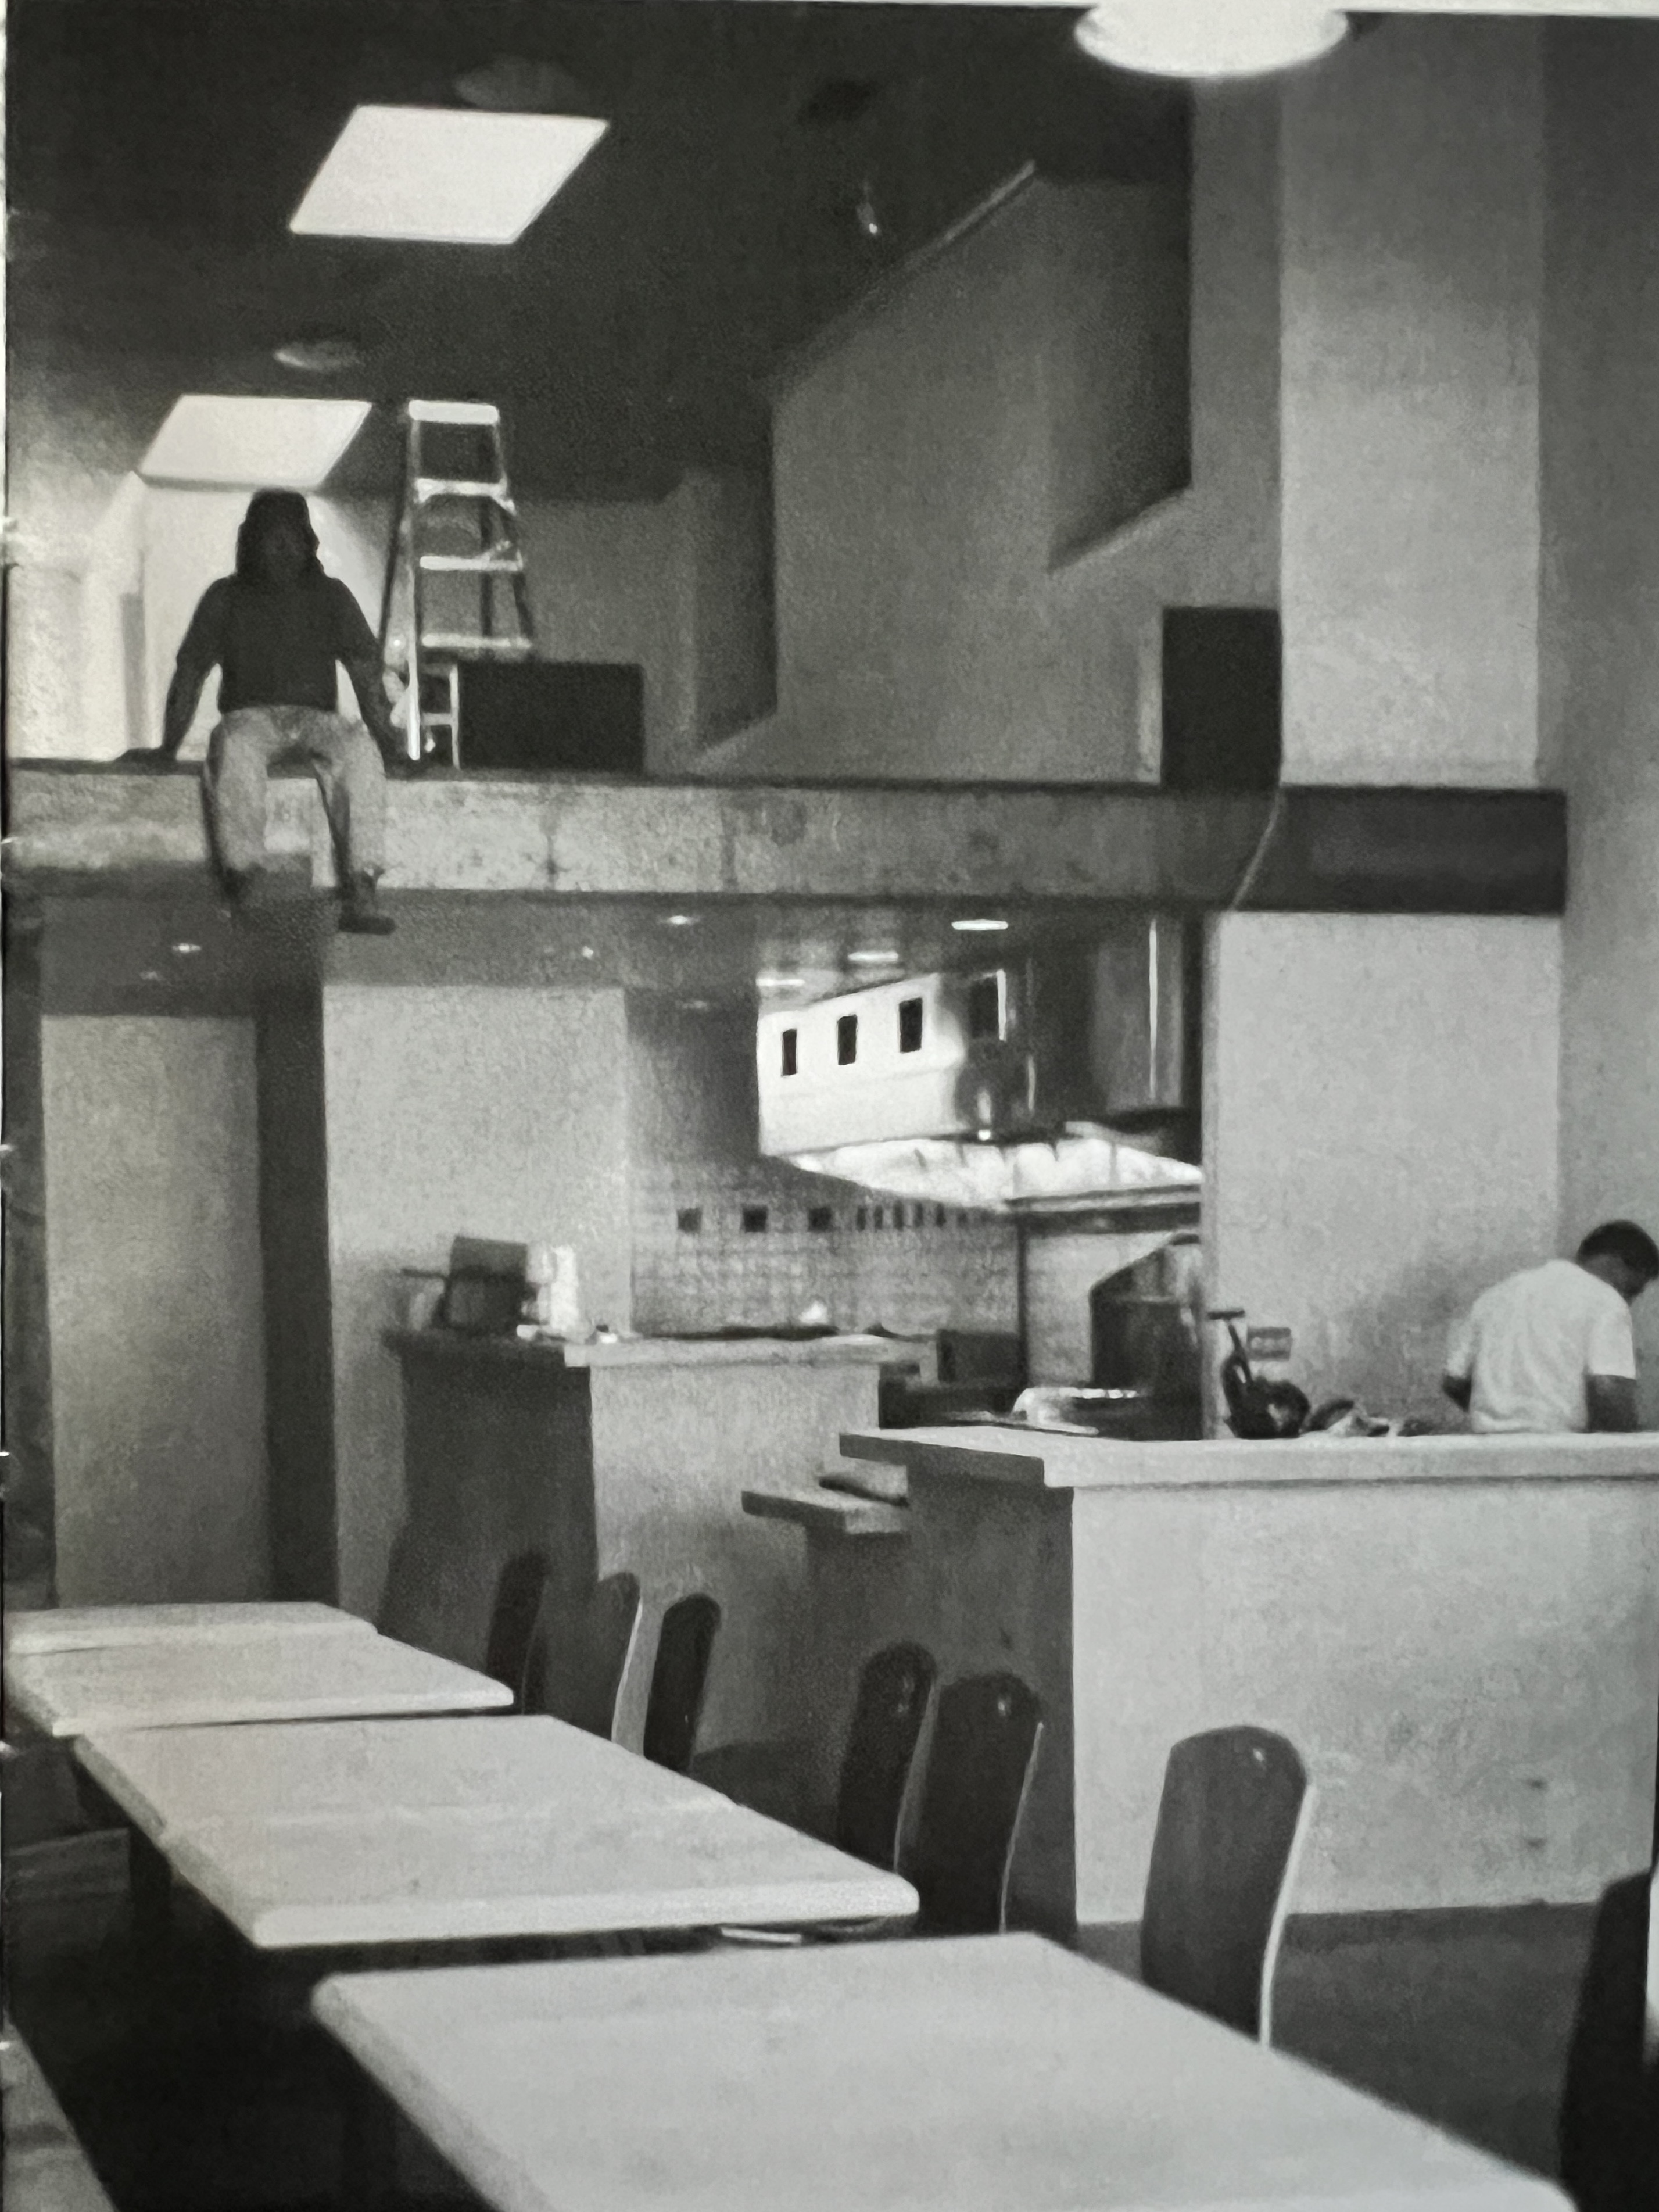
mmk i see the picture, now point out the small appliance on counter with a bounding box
[435,1237,529,1337]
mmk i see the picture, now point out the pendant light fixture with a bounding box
[1074,1,1349,80]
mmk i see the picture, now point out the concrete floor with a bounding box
[1081,1905,1596,2181]
[7,1842,1595,2210]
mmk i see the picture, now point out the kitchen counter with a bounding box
[773,1425,1659,1931]
[382,1333,901,1756]
[842,1422,1659,1491]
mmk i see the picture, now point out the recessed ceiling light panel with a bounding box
[273,334,365,375]
[291,105,608,245]
[951,918,1010,935]
[139,396,371,489]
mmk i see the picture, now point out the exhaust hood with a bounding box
[756,917,1199,1215]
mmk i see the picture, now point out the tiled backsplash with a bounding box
[632,1157,1019,1338]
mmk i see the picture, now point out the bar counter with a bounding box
[383,1330,904,1755]
[752,1426,1659,1932]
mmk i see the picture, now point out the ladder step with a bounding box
[413,477,515,502]
[418,633,535,657]
[417,552,526,575]
[407,400,502,427]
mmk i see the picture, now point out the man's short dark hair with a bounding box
[1576,1220,1659,1282]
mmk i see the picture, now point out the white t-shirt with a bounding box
[1445,1258,1636,1434]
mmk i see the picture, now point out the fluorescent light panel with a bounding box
[291,106,607,245]
[139,396,371,489]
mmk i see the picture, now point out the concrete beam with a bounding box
[5,765,1565,914]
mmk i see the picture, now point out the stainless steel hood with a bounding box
[755,916,1201,1215]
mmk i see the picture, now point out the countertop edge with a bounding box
[841,1426,1659,1492]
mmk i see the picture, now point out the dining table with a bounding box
[81,1712,917,1952]
[314,1933,1569,2212]
[5,1629,510,1740]
[3,1601,377,1659]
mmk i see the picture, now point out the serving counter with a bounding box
[751,1426,1659,1933]
[382,1331,899,1754]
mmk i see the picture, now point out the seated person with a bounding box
[133,489,399,935]
[1443,1221,1658,1434]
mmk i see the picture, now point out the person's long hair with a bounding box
[234,489,322,582]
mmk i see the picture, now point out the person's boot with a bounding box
[339,871,396,935]
[220,867,264,915]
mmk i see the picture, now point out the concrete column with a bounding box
[1278,20,1545,786]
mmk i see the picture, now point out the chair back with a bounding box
[642,1592,721,1773]
[1139,1724,1311,2042]
[482,1548,551,1712]
[834,1642,937,1870]
[536,1571,643,1739]
[905,1671,1044,1935]
[1558,1869,1659,2211]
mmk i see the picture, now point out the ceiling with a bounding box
[7,0,1187,502]
[37,885,1123,1018]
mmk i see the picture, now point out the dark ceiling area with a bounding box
[38,886,1121,1018]
[8,0,1188,500]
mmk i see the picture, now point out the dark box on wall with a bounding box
[1160,607,1281,791]
[456,660,645,775]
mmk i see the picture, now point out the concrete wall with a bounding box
[1205,915,1563,1424]
[1543,22,1659,1424]
[701,101,1280,782]
[321,985,633,1616]
[1279,20,1545,786]
[41,1016,270,1602]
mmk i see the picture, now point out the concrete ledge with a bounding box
[7,765,1565,911]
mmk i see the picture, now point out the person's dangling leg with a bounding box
[202,709,282,902]
[300,710,394,935]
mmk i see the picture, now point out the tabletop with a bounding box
[6,1633,509,1739]
[142,1716,915,1946]
[78,1713,716,1845]
[5,1602,375,1658]
[316,1935,1567,2212]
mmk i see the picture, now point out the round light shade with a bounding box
[1074,1,1348,80]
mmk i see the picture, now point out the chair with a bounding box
[482,1548,551,1712]
[642,1593,721,1774]
[1138,1724,1313,2043]
[1558,1868,1659,2212]
[833,1642,937,1870]
[532,1570,642,1740]
[905,1671,1044,1935]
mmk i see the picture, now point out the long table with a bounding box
[3,1602,375,1658]
[6,1632,509,1739]
[82,1713,916,1950]
[315,1935,1567,2212]
[77,1715,693,1844]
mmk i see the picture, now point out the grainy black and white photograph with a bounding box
[2,1,1656,2207]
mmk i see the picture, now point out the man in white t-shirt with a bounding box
[1443,1220,1659,1434]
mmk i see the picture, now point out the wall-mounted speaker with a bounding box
[1161,607,1281,790]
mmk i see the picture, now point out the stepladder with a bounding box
[378,400,536,766]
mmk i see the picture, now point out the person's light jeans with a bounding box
[202,706,386,880]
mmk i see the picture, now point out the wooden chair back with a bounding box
[834,1642,937,1870]
[1139,1724,1312,2042]
[905,1671,1043,1935]
[642,1592,721,1774]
